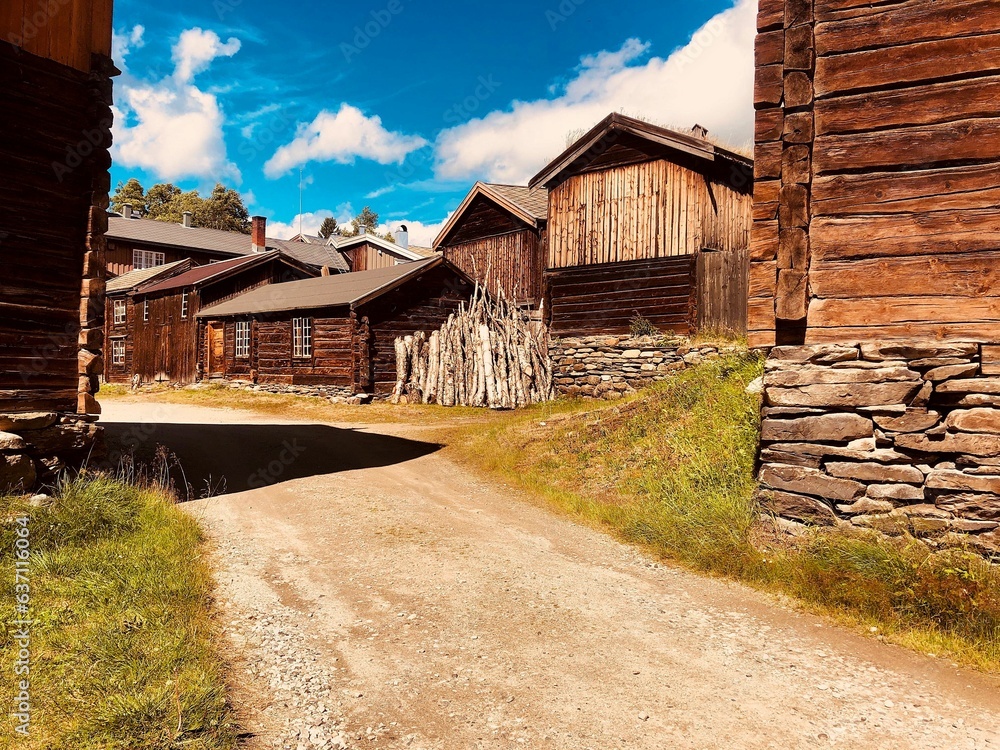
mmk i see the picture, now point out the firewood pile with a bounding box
[391,286,553,408]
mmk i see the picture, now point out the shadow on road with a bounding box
[102,422,442,498]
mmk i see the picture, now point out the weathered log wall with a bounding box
[0,15,115,490]
[750,0,1000,346]
[545,256,697,337]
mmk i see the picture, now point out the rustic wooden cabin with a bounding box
[749,0,1000,348]
[198,257,474,395]
[433,182,548,308]
[528,113,753,337]
[124,252,316,385]
[106,214,349,277]
[333,231,433,273]
[103,260,192,383]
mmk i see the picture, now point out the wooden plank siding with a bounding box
[0,0,113,72]
[750,0,1000,346]
[342,241,409,273]
[545,156,750,337]
[105,240,236,278]
[443,230,542,305]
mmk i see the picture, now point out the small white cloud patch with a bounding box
[264,104,428,179]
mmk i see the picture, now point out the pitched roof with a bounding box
[330,232,426,261]
[106,259,192,294]
[407,245,439,258]
[198,257,447,318]
[272,239,350,273]
[138,252,284,296]
[432,182,548,248]
[106,215,257,257]
[528,112,753,189]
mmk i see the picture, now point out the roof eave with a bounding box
[433,183,539,249]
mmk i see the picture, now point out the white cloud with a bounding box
[264,104,428,179]
[267,204,355,239]
[433,0,755,184]
[386,218,449,247]
[173,28,241,83]
[112,27,242,183]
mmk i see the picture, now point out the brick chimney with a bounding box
[251,216,267,253]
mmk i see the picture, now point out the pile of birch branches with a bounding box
[391,286,553,408]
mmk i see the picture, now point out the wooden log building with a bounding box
[529,113,754,337]
[333,230,436,273]
[107,213,349,277]
[0,2,116,488]
[197,257,474,396]
[433,182,548,308]
[749,0,1000,347]
[112,251,315,385]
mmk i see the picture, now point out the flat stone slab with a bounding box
[945,408,1000,435]
[763,490,838,526]
[861,342,979,361]
[896,432,1000,458]
[926,469,1000,494]
[760,465,864,502]
[0,412,58,432]
[761,413,873,443]
[874,409,941,434]
[826,461,924,484]
[767,382,923,409]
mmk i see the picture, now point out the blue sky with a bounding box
[110,0,755,243]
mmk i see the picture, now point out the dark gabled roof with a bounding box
[528,112,753,190]
[106,215,258,257]
[198,257,450,318]
[137,252,299,296]
[106,259,192,295]
[272,238,350,273]
[433,182,548,248]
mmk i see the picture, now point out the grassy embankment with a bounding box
[446,352,1000,672]
[1,478,237,749]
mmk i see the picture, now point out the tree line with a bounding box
[112,179,394,243]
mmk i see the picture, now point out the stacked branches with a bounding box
[392,286,553,408]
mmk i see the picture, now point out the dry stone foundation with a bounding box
[759,342,1000,558]
[551,336,741,399]
[0,413,102,493]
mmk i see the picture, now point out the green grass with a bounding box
[446,353,1000,672]
[0,478,237,749]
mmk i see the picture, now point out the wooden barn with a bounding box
[106,214,349,278]
[529,113,753,337]
[333,231,435,273]
[0,2,115,488]
[749,0,1000,347]
[197,257,474,396]
[117,252,315,385]
[433,183,548,308]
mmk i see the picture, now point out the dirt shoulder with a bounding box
[102,400,1000,749]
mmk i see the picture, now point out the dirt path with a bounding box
[103,400,1000,749]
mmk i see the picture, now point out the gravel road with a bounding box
[103,400,1000,749]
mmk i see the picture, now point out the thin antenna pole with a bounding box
[299,168,304,235]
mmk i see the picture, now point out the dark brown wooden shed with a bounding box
[122,252,315,385]
[529,113,753,338]
[197,257,474,396]
[433,182,548,308]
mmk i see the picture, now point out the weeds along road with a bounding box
[102,400,1000,750]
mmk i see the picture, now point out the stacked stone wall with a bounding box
[759,342,1000,557]
[551,336,741,399]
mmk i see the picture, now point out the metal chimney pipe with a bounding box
[182,211,193,228]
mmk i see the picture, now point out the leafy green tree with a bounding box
[350,206,379,235]
[111,178,145,215]
[381,230,397,244]
[199,184,250,233]
[145,183,182,219]
[318,216,339,239]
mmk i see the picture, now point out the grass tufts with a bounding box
[0,477,237,749]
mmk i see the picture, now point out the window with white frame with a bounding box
[113,299,126,325]
[236,321,251,358]
[112,339,126,365]
[143,299,149,322]
[133,249,165,270]
[292,318,312,358]
[181,291,189,319]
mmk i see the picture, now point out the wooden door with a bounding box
[156,325,171,381]
[697,250,748,337]
[208,325,225,377]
